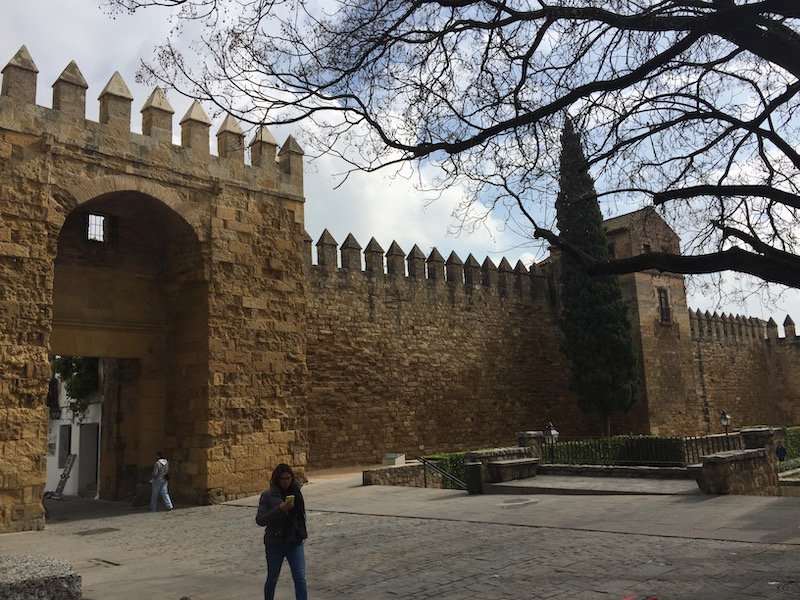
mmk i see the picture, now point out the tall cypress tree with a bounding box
[555,119,639,436]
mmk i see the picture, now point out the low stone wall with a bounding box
[691,448,781,496]
[0,555,81,600]
[539,464,693,479]
[465,447,534,483]
[486,458,539,482]
[362,462,445,488]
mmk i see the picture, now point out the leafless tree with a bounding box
[107,0,800,289]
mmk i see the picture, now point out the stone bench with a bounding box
[691,448,780,496]
[465,447,536,483]
[487,457,540,483]
[0,554,81,600]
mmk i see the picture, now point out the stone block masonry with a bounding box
[0,46,307,532]
[305,232,597,468]
[4,44,800,534]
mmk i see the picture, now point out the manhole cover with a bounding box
[779,582,800,596]
[499,498,537,509]
[75,527,121,536]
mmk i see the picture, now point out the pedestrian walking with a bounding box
[150,451,174,512]
[256,463,308,600]
[777,443,788,462]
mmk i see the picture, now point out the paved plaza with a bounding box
[2,470,800,599]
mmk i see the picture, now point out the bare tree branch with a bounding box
[106,0,800,290]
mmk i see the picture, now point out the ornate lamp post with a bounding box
[543,421,559,463]
[719,410,731,436]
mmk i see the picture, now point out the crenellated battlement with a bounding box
[689,309,765,342]
[0,46,304,214]
[687,308,800,343]
[306,229,551,302]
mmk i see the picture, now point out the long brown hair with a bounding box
[270,463,295,487]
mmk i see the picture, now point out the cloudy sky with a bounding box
[3,0,799,327]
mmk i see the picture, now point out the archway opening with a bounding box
[49,191,207,503]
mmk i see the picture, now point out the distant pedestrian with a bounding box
[777,444,788,462]
[149,451,174,512]
[256,463,308,600]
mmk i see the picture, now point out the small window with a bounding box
[607,243,616,258]
[87,214,105,242]
[643,244,652,253]
[657,288,671,323]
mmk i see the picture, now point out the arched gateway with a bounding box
[0,47,308,532]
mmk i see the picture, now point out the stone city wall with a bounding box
[304,231,642,469]
[362,462,444,488]
[690,311,800,432]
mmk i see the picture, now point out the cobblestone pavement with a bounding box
[3,473,800,599]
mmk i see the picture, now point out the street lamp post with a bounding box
[543,421,559,463]
[719,410,731,436]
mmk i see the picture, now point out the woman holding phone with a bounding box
[255,463,308,600]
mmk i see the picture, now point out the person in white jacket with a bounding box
[149,451,174,512]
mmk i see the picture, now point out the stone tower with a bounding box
[604,208,701,435]
[0,46,308,532]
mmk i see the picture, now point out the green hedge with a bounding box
[784,427,800,460]
[424,452,466,489]
[778,427,800,472]
[546,435,685,467]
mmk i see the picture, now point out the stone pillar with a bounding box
[1,46,38,103]
[179,100,212,155]
[481,257,497,287]
[386,241,405,277]
[98,72,134,132]
[784,316,795,339]
[516,430,545,459]
[498,257,513,295]
[278,135,304,191]
[52,61,88,119]
[513,260,528,293]
[445,251,463,283]
[316,230,338,272]
[340,234,362,271]
[364,238,385,274]
[141,87,174,142]
[216,114,245,162]
[249,125,278,168]
[426,248,445,281]
[407,245,425,279]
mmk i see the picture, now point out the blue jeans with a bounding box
[264,542,307,600]
[150,478,173,511]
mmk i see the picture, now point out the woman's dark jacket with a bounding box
[255,483,308,545]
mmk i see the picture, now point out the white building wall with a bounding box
[45,379,102,497]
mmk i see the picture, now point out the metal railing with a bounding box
[417,456,467,490]
[539,435,739,467]
[683,433,741,465]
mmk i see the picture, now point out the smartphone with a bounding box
[285,495,295,505]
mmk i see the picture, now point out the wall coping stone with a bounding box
[466,447,533,460]
[539,464,694,479]
[700,448,765,464]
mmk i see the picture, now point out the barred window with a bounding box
[657,288,671,323]
[87,214,105,242]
